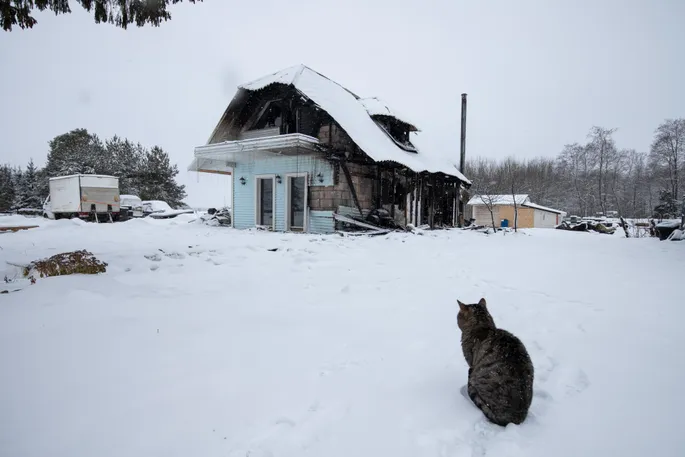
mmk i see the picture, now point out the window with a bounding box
[373,118,417,153]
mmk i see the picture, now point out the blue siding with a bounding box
[309,210,335,234]
[233,154,335,232]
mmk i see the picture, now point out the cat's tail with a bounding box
[467,382,509,427]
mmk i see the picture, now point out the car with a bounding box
[142,200,195,219]
[120,195,144,220]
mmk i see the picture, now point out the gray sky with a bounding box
[1,0,683,207]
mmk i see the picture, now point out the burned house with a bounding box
[188,64,471,233]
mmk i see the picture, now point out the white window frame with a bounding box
[284,172,309,232]
[254,174,277,230]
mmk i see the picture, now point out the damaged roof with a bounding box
[235,64,470,184]
[358,97,420,132]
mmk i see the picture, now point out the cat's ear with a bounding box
[457,300,468,311]
[478,297,487,307]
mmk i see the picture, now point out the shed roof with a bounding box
[522,201,566,215]
[467,194,530,206]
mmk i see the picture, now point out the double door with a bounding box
[255,174,307,231]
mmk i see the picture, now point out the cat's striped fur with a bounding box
[457,298,534,426]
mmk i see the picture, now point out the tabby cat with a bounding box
[457,297,534,426]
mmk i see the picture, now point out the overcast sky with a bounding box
[1,0,683,207]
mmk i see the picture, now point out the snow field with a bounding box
[1,216,683,457]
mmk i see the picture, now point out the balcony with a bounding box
[188,130,321,173]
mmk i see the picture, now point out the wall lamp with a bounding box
[316,172,324,183]
[239,176,246,185]
[276,175,282,184]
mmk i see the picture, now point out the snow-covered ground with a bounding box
[1,215,683,457]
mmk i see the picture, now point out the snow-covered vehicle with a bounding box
[142,200,195,219]
[43,174,121,222]
[119,195,144,220]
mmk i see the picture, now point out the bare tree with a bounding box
[465,157,504,231]
[587,126,618,215]
[462,120,677,221]
[650,118,685,202]
[502,157,523,232]
[558,143,594,216]
[478,191,502,231]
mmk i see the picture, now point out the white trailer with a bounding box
[43,174,121,222]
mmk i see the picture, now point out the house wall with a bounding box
[309,162,375,215]
[233,154,336,232]
[533,209,560,228]
[471,204,500,227]
[498,206,535,228]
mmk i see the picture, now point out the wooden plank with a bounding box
[0,225,39,233]
[196,169,232,176]
[340,160,364,219]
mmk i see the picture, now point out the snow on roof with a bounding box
[142,200,173,212]
[237,65,470,184]
[358,97,420,132]
[522,201,565,215]
[49,174,117,181]
[467,194,530,206]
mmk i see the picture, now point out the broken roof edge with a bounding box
[360,97,421,132]
[239,64,362,99]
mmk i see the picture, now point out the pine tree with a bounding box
[105,136,143,194]
[138,146,187,207]
[44,129,106,178]
[11,166,25,208]
[21,159,43,209]
[2,0,202,32]
[653,190,679,219]
[0,165,15,212]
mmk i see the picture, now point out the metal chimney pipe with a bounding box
[457,93,468,227]
[459,93,467,173]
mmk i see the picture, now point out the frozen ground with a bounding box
[1,215,684,457]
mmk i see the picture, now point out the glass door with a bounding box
[287,175,307,232]
[256,177,274,228]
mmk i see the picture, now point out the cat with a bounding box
[457,297,534,426]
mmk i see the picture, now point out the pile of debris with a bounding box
[22,250,107,278]
[200,207,232,227]
[3,250,107,293]
[334,207,426,236]
[655,220,684,241]
[556,220,616,235]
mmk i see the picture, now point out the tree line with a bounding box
[0,128,187,212]
[465,119,684,219]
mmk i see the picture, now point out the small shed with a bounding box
[467,194,565,228]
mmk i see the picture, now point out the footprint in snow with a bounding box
[564,369,590,398]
